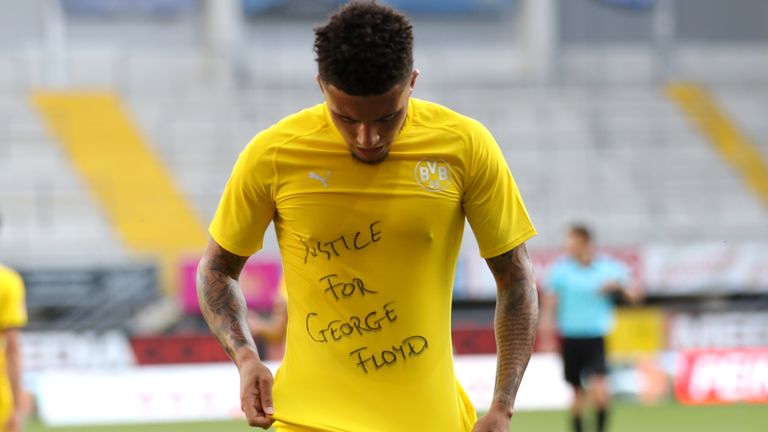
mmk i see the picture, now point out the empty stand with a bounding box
[1,9,767,266]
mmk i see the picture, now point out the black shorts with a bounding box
[561,337,608,387]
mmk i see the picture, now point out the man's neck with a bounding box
[575,251,593,267]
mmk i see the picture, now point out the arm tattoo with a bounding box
[197,243,256,365]
[485,243,539,412]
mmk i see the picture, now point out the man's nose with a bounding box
[356,124,380,148]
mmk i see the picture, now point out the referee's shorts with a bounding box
[561,336,608,387]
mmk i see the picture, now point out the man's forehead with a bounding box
[326,83,407,118]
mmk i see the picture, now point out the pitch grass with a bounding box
[26,402,768,432]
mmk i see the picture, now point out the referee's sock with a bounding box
[597,408,608,432]
[571,415,583,432]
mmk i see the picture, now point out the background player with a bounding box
[247,280,287,345]
[197,2,538,431]
[540,224,641,432]
[0,216,28,432]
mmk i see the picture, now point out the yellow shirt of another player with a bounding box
[210,98,536,432]
[0,264,28,423]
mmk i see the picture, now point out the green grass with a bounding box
[510,403,767,432]
[25,402,768,432]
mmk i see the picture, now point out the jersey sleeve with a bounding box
[0,270,28,330]
[209,134,277,257]
[462,121,536,259]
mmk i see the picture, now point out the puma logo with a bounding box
[309,171,331,188]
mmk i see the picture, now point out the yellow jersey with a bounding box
[210,98,536,432]
[0,264,28,423]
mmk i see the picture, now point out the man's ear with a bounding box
[317,75,326,94]
[408,69,420,95]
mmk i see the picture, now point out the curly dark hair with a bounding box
[314,1,414,96]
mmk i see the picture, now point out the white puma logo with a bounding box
[308,171,331,188]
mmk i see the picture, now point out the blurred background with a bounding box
[0,0,767,430]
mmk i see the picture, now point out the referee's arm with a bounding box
[600,279,644,304]
[473,242,538,430]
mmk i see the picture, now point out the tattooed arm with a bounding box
[473,242,538,432]
[197,239,275,428]
[197,239,251,359]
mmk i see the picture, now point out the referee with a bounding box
[541,224,640,432]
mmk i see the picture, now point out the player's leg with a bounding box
[585,337,610,432]
[591,374,610,432]
[562,338,585,432]
[570,385,585,432]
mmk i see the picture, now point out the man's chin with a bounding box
[350,149,389,165]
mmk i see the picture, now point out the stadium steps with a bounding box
[708,87,768,170]
[118,82,768,249]
[666,82,768,209]
[31,91,208,291]
[0,103,126,263]
[3,47,764,255]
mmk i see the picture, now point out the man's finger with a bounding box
[241,392,263,427]
[250,415,275,428]
[258,375,275,415]
[247,393,274,429]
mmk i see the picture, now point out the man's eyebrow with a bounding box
[377,109,402,121]
[331,110,357,121]
[331,109,402,122]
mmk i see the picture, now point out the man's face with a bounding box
[565,232,589,257]
[319,72,417,164]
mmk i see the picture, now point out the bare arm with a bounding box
[196,239,255,364]
[248,296,288,343]
[483,242,539,419]
[4,329,23,431]
[197,238,275,427]
[538,290,558,351]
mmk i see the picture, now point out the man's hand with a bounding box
[5,408,24,432]
[238,351,275,428]
[600,280,644,304]
[599,280,623,294]
[472,404,512,432]
[626,284,645,304]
